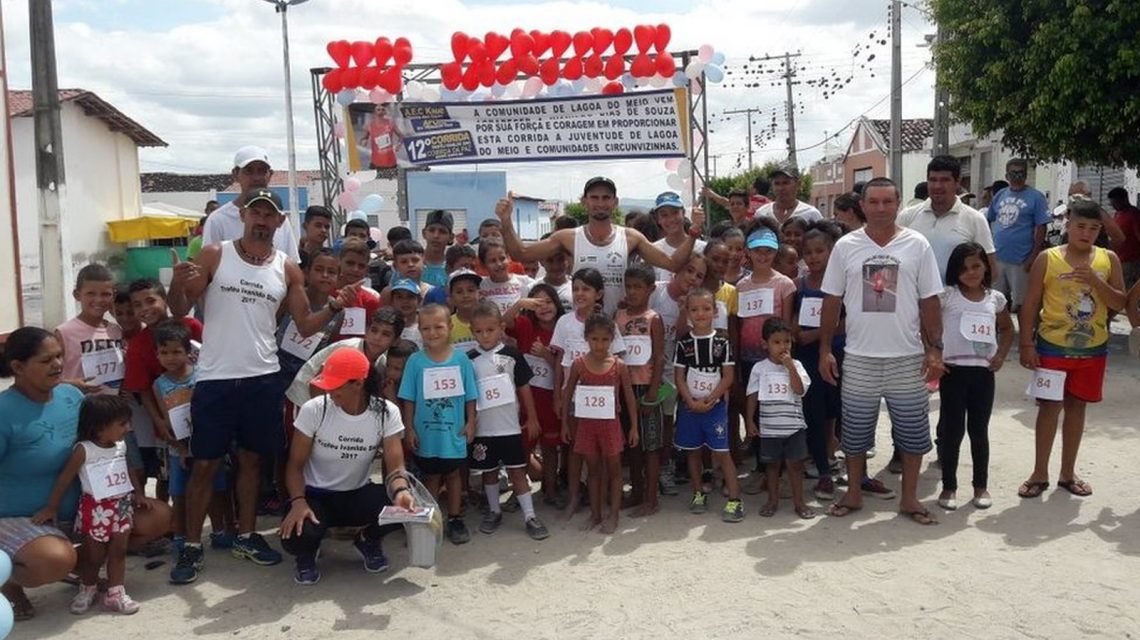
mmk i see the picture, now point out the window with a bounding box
[853,167,873,184]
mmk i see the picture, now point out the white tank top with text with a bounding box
[572,226,628,316]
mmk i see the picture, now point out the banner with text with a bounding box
[390,88,689,167]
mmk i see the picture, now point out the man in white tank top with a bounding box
[166,188,355,584]
[497,177,705,315]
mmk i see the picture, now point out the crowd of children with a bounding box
[14,184,1131,616]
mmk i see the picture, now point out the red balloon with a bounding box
[350,41,373,67]
[583,54,604,78]
[562,57,584,80]
[374,38,393,67]
[654,24,672,53]
[540,58,560,85]
[467,38,487,63]
[485,32,510,61]
[393,37,413,65]
[461,64,480,91]
[327,40,351,68]
[380,66,402,95]
[510,31,533,59]
[530,30,551,57]
[341,66,361,89]
[550,30,572,59]
[321,69,343,93]
[601,81,624,95]
[604,55,625,81]
[572,31,593,58]
[613,28,632,55]
[478,60,496,87]
[451,32,470,62]
[518,54,540,76]
[655,54,676,77]
[592,28,614,55]
[496,59,518,85]
[441,62,463,90]
[633,25,655,53]
[360,66,380,89]
[630,53,654,78]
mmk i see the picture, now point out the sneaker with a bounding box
[689,491,708,514]
[102,587,140,615]
[294,554,320,585]
[722,499,745,523]
[352,536,389,573]
[70,584,98,615]
[814,476,836,501]
[861,477,897,499]
[659,472,679,496]
[169,545,204,585]
[866,448,877,459]
[887,455,904,475]
[446,517,471,545]
[525,516,551,540]
[231,533,283,566]
[479,510,503,535]
[209,531,237,550]
[171,535,186,559]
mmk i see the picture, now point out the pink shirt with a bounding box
[55,316,124,393]
[737,271,796,361]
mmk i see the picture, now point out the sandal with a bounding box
[1057,479,1092,497]
[795,506,816,520]
[900,508,938,525]
[1017,480,1049,499]
[2,584,34,621]
[827,502,862,517]
[758,503,778,518]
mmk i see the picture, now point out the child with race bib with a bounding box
[616,264,666,517]
[1017,199,1125,500]
[937,242,1014,510]
[55,263,124,396]
[746,318,815,519]
[550,268,626,515]
[331,239,382,341]
[33,395,143,614]
[562,313,638,534]
[389,276,425,349]
[398,304,479,544]
[505,283,566,507]
[478,238,534,314]
[278,247,343,400]
[673,288,744,522]
[448,269,483,353]
[466,302,549,540]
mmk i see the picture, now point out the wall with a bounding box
[901,152,931,202]
[141,190,215,212]
[809,157,846,216]
[0,72,19,335]
[406,171,507,238]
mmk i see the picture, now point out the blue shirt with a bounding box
[0,384,84,520]
[987,186,1050,263]
[422,262,449,289]
[397,349,478,459]
[423,285,448,306]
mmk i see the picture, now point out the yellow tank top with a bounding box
[1037,246,1111,356]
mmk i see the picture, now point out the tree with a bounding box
[565,202,624,225]
[703,162,813,226]
[932,0,1140,166]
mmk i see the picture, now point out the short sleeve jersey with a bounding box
[745,358,811,437]
[467,344,533,437]
[673,332,734,390]
[295,395,405,491]
[123,318,203,392]
[398,349,478,459]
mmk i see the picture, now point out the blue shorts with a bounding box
[190,372,286,459]
[674,399,730,452]
[168,455,229,497]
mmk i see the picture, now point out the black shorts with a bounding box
[413,455,466,477]
[468,434,527,472]
[759,430,808,464]
[190,372,286,459]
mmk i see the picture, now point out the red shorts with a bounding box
[1037,355,1107,403]
[531,388,560,449]
[572,419,624,458]
[75,493,133,543]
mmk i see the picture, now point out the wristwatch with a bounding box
[928,340,944,351]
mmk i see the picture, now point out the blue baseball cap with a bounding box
[653,191,685,212]
[390,277,421,297]
[746,229,779,250]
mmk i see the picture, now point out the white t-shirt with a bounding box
[294,395,404,491]
[648,281,685,362]
[201,201,300,263]
[468,344,532,437]
[745,358,811,438]
[652,236,707,282]
[755,200,823,224]
[821,227,943,357]
[550,312,626,382]
[939,286,1007,366]
[898,197,995,279]
[479,274,535,313]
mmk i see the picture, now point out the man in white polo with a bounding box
[202,146,300,262]
[755,163,823,225]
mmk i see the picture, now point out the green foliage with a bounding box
[565,202,624,225]
[702,162,814,226]
[931,0,1140,166]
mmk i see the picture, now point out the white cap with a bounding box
[233,145,270,169]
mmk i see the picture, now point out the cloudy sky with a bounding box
[2,0,936,201]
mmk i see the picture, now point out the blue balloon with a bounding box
[0,550,10,584]
[571,79,586,94]
[348,209,368,222]
[0,596,12,640]
[711,51,726,66]
[360,194,385,214]
[439,88,456,101]
[621,72,636,89]
[470,91,487,102]
[335,89,356,107]
[705,64,725,83]
[491,83,506,97]
[672,70,687,87]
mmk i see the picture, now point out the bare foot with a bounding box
[600,515,618,534]
[560,504,578,522]
[630,502,659,518]
[758,502,778,517]
[579,515,602,531]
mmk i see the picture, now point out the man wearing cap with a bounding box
[202,146,300,263]
[421,210,455,288]
[754,164,823,225]
[166,188,356,584]
[651,190,707,282]
[818,177,945,526]
[496,177,704,315]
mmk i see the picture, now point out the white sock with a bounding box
[484,483,502,514]
[517,491,536,521]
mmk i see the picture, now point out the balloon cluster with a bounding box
[322,38,414,105]
[337,177,386,218]
[685,44,726,88]
[438,25,674,99]
[0,551,12,638]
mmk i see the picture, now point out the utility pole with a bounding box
[931,25,950,157]
[724,107,761,169]
[265,0,309,237]
[889,0,903,183]
[709,154,722,177]
[784,52,798,169]
[30,0,71,328]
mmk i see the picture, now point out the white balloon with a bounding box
[650,74,668,88]
[584,77,603,92]
[678,158,692,176]
[404,80,424,100]
[685,60,706,80]
[666,173,684,190]
[422,86,441,102]
[504,82,522,98]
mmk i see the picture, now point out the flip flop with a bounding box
[827,502,862,517]
[1018,480,1049,499]
[758,504,778,517]
[795,506,817,520]
[900,508,938,525]
[1057,479,1093,497]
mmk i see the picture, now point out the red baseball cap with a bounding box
[311,349,370,391]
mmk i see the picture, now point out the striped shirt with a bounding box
[746,358,811,437]
[673,332,734,375]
